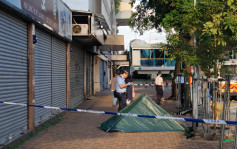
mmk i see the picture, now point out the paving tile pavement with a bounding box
[19,88,226,149]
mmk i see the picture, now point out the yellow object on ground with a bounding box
[211,102,223,120]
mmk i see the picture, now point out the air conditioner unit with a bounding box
[72,24,89,36]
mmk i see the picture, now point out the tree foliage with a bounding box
[115,0,122,14]
[129,0,237,77]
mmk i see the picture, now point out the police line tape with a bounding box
[134,84,171,86]
[134,84,155,86]
[94,83,170,86]
[0,101,236,125]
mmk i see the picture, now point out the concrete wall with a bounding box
[101,0,117,33]
[132,50,141,66]
[102,0,111,30]
[63,0,102,14]
[110,55,127,61]
[94,0,101,14]
[63,0,89,11]
[94,55,101,93]
[111,0,117,35]
[116,0,132,26]
[88,0,95,12]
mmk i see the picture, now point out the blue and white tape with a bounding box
[134,84,171,86]
[0,101,237,125]
[134,84,155,86]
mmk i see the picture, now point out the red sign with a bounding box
[21,0,59,31]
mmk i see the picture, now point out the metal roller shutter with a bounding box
[70,43,84,108]
[0,10,28,145]
[52,36,66,113]
[90,55,93,95]
[34,28,52,126]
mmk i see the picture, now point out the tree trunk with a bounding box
[169,60,181,99]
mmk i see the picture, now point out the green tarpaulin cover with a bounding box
[98,94,185,132]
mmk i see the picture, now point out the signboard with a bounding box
[4,0,72,40]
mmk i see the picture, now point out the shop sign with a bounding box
[3,0,72,40]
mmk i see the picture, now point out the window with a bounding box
[151,49,164,58]
[140,49,151,58]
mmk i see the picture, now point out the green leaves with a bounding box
[130,0,237,77]
[115,0,121,14]
[164,33,197,67]
[205,22,214,28]
[227,0,234,6]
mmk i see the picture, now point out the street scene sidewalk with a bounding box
[1,0,237,149]
[19,87,221,149]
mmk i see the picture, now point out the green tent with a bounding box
[98,94,185,132]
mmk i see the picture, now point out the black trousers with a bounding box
[155,85,163,104]
[116,93,127,111]
[181,84,185,107]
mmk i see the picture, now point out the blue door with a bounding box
[100,60,104,91]
[104,61,107,89]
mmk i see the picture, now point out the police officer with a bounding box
[175,74,185,107]
[154,71,164,105]
[116,70,132,111]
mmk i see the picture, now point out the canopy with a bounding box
[98,94,185,132]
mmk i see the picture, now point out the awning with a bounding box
[114,61,129,66]
[110,55,127,61]
[100,35,125,51]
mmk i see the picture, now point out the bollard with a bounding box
[211,101,222,120]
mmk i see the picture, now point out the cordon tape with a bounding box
[0,101,237,125]
[134,84,171,86]
[134,84,155,86]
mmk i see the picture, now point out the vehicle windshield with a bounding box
[230,75,237,81]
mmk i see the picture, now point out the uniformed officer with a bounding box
[175,74,185,107]
[115,70,132,111]
[154,71,164,105]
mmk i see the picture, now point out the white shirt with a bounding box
[175,76,184,84]
[155,76,163,85]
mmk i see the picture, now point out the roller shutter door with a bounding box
[90,55,93,95]
[0,10,28,145]
[52,36,66,113]
[70,44,84,108]
[34,28,52,126]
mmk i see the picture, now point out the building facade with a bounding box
[64,0,124,93]
[0,0,71,145]
[130,39,175,78]
[0,0,124,147]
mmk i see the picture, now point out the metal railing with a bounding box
[140,58,175,67]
